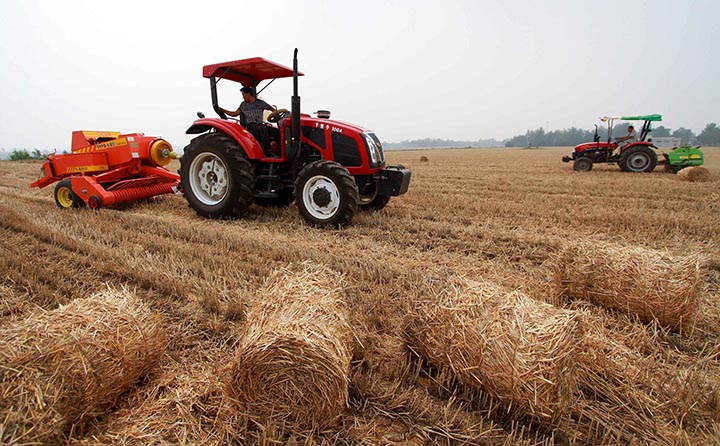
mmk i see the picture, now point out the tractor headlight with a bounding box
[362,132,384,168]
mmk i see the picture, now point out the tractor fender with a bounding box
[186,118,265,160]
[622,141,656,151]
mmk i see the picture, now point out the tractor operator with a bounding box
[220,86,275,153]
[613,125,637,155]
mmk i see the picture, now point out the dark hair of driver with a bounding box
[240,86,255,96]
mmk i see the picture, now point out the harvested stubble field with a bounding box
[1,146,719,446]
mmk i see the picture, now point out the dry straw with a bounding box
[225,262,353,432]
[552,242,702,332]
[677,166,711,182]
[0,288,166,445]
[407,276,580,423]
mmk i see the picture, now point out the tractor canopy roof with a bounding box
[202,57,304,86]
[620,114,662,122]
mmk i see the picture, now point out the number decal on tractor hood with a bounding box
[315,122,343,134]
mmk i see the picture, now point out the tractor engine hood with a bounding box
[300,115,369,135]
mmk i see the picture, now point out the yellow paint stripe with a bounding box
[81,131,121,139]
[66,165,108,173]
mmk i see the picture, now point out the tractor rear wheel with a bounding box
[619,146,657,173]
[180,133,255,219]
[295,160,358,228]
[573,157,593,172]
[53,179,84,209]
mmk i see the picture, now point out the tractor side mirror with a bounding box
[197,111,205,119]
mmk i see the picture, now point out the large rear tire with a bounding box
[180,133,255,219]
[619,146,657,173]
[295,160,358,228]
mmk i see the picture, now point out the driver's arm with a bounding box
[260,100,275,112]
[220,107,242,117]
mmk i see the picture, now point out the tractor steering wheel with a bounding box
[266,108,289,123]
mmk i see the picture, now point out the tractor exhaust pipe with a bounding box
[290,48,301,159]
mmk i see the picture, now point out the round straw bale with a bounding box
[552,242,702,332]
[407,277,580,423]
[420,155,429,162]
[0,288,166,445]
[677,166,711,182]
[225,263,352,431]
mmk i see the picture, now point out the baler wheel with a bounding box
[295,160,358,228]
[88,195,103,209]
[53,180,84,209]
[180,133,255,219]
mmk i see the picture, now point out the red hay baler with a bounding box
[31,130,180,209]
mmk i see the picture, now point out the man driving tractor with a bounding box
[613,124,637,155]
[220,86,277,155]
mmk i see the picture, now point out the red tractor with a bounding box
[562,114,663,172]
[180,49,411,227]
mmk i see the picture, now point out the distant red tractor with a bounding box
[562,115,664,172]
[562,114,704,173]
[31,131,180,209]
[180,49,411,227]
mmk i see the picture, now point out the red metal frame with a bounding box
[202,57,303,85]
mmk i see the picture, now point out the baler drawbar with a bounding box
[31,130,180,209]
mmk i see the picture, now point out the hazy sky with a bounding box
[1,0,718,151]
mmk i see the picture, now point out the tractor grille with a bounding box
[331,132,362,167]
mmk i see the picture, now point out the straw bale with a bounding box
[553,242,702,332]
[225,263,352,431]
[353,332,411,381]
[677,166,711,182]
[0,288,166,445]
[420,155,429,162]
[407,277,580,423]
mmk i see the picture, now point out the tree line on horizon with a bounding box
[381,123,719,149]
[3,149,48,161]
[504,122,720,148]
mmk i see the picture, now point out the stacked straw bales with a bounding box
[553,243,702,332]
[225,263,352,431]
[407,277,580,423]
[0,289,166,445]
[677,166,711,182]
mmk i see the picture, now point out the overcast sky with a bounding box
[1,0,718,151]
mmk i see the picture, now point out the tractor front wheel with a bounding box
[295,160,358,228]
[180,133,255,219]
[573,157,593,172]
[619,146,657,173]
[358,183,391,211]
[53,179,84,209]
